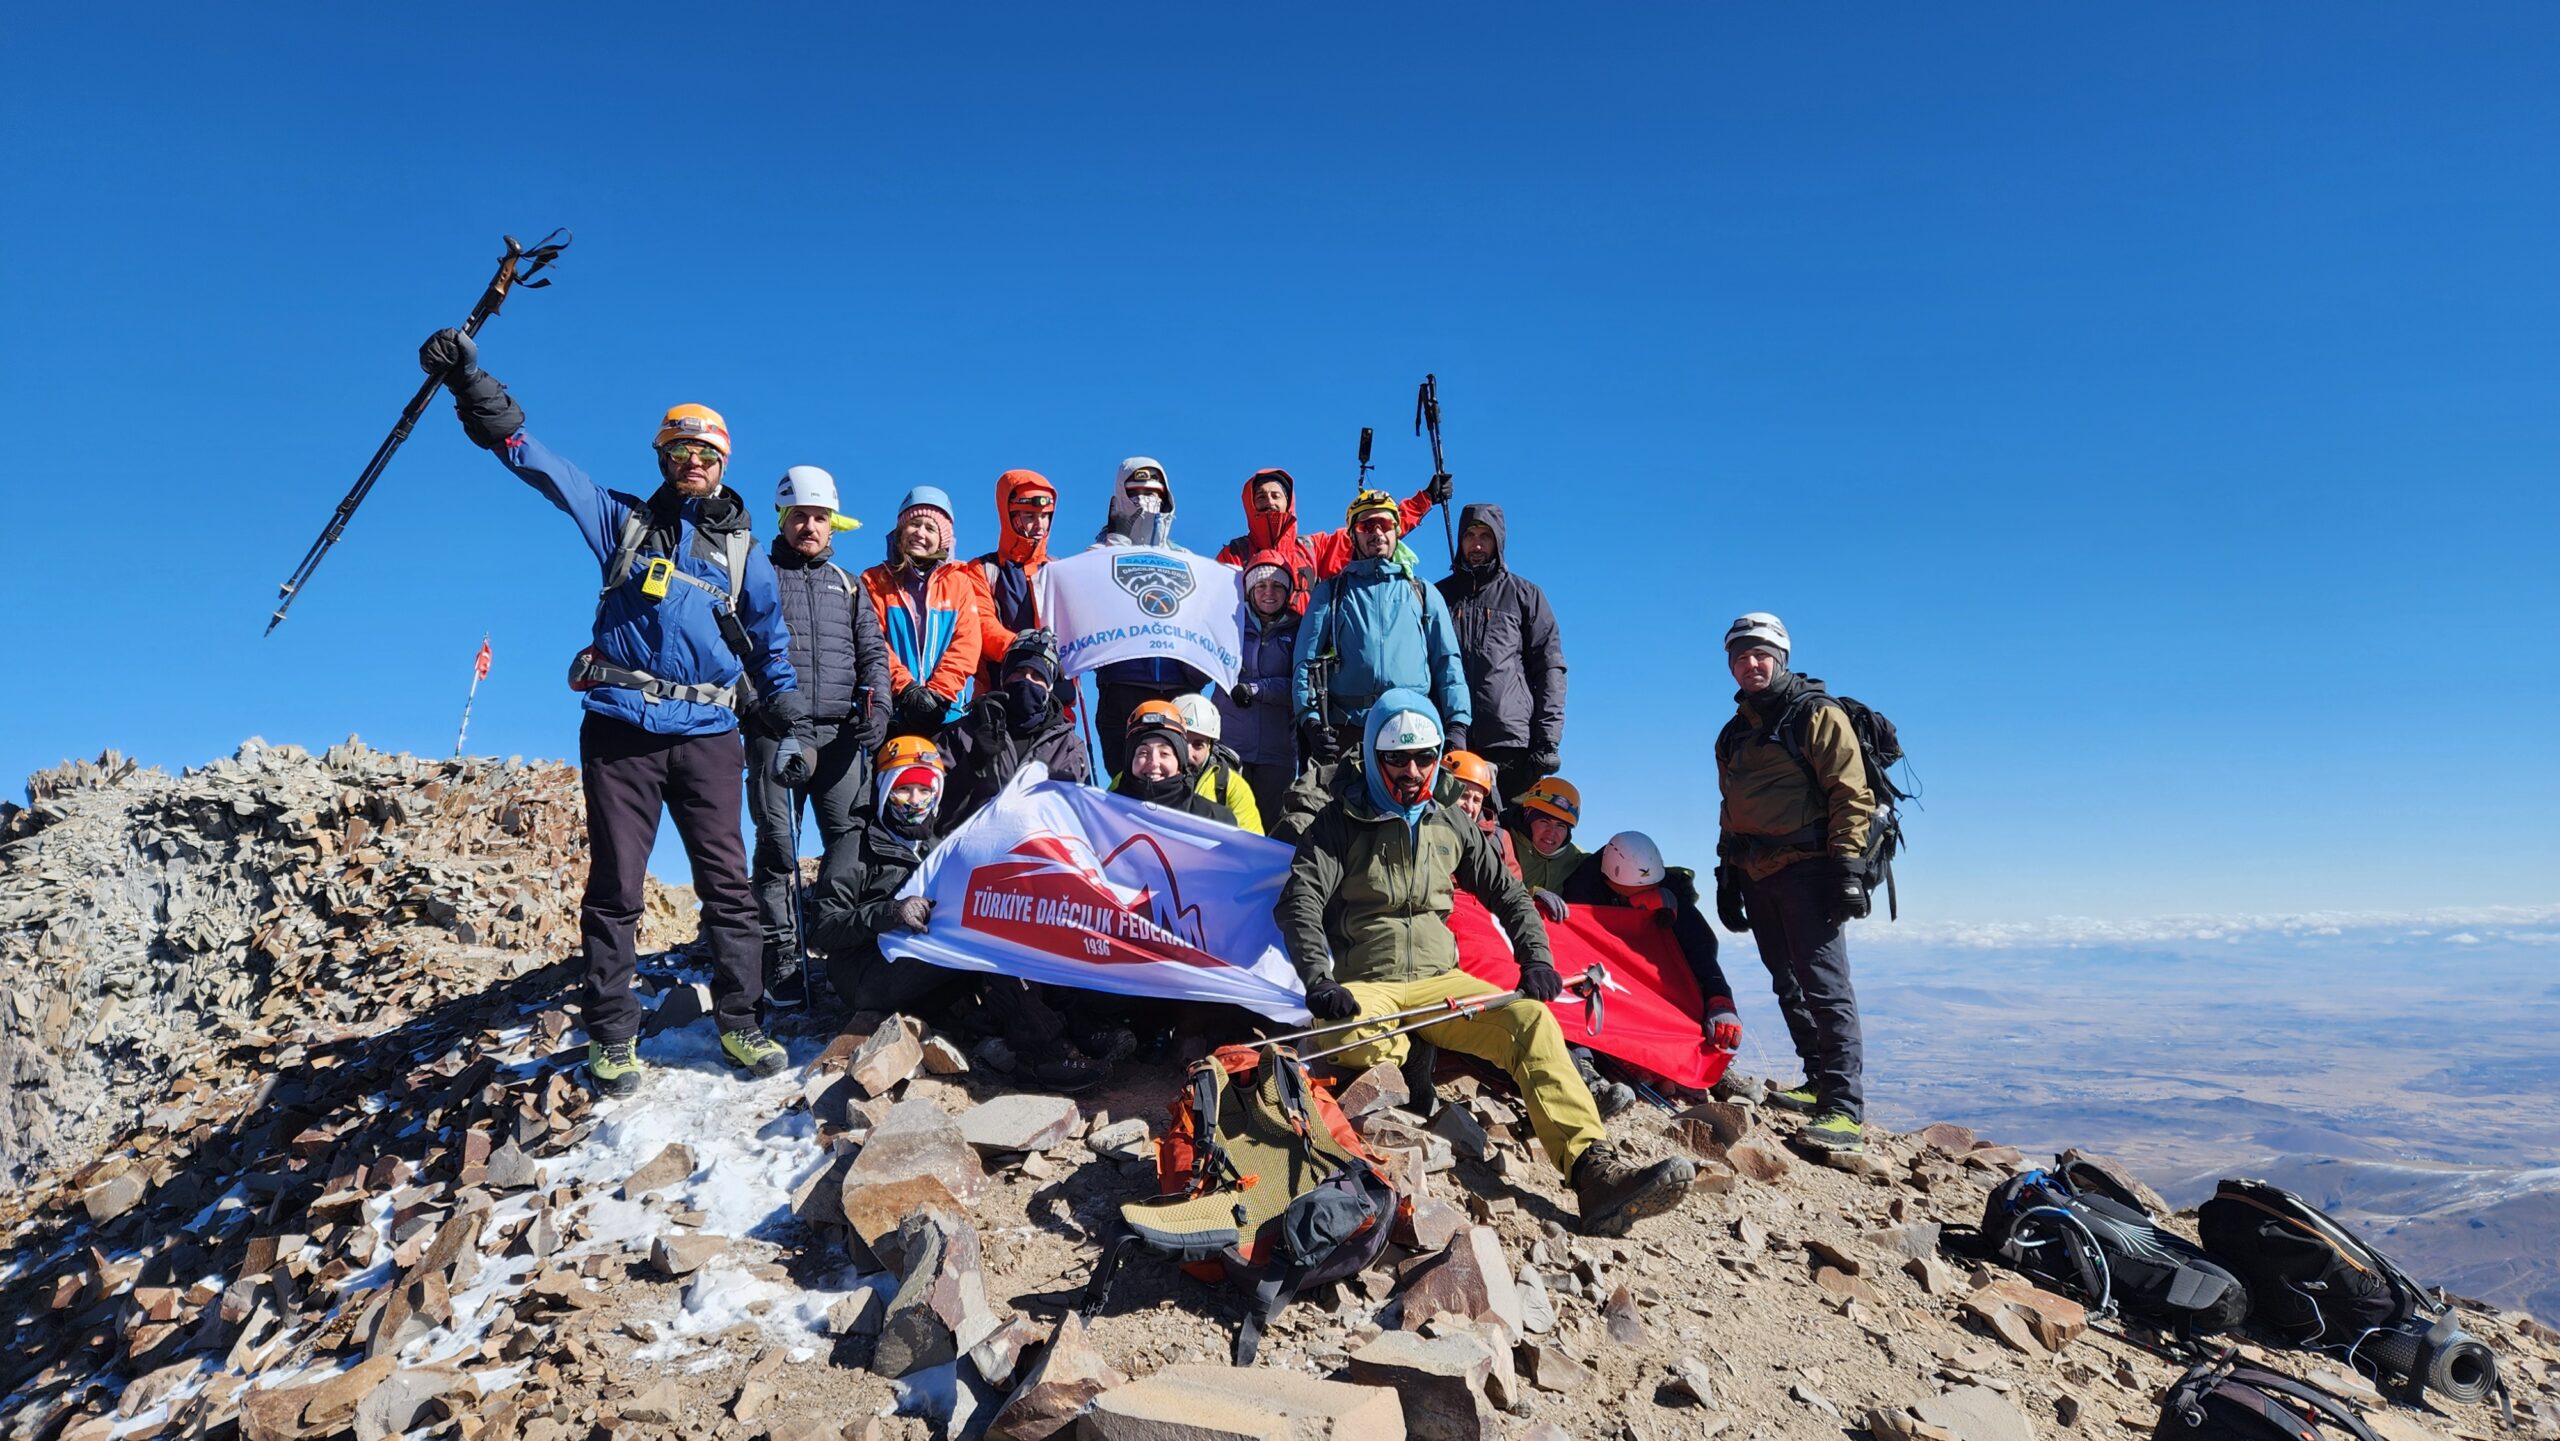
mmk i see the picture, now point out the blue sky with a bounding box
[5,6,2554,921]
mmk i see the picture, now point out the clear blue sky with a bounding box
[5,6,2554,921]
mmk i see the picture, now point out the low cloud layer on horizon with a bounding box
[1862,903,2560,951]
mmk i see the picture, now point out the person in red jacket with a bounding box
[1214,467,1452,610]
[967,468,1056,690]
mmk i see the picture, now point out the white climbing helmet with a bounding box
[1723,612,1790,660]
[1171,692,1222,743]
[1600,831,1667,894]
[776,466,861,533]
[1373,707,1443,753]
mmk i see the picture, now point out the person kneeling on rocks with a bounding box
[1275,688,1694,1236]
[807,736,1109,1093]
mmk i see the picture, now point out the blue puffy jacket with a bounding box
[497,432,797,737]
[1293,553,1472,733]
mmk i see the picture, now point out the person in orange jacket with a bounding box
[1214,466,1452,611]
[860,487,983,737]
[968,469,1056,686]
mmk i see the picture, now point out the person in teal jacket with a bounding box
[1291,489,1473,764]
[420,328,801,1098]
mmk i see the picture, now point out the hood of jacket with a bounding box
[1240,467,1300,554]
[1360,687,1441,835]
[993,468,1056,571]
[1242,544,1305,624]
[1449,501,1506,579]
[1095,456,1177,548]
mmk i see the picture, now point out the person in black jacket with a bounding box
[1555,830,1745,1106]
[1110,701,1237,825]
[748,467,893,1010]
[1437,503,1566,801]
[941,629,1091,828]
[808,737,1108,1092]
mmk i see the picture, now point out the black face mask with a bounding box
[1003,677,1053,729]
[1119,766,1193,806]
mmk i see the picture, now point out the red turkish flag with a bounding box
[1451,893,1730,1092]
[473,639,492,681]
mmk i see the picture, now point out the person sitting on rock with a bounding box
[1109,701,1237,826]
[1276,688,1695,1236]
[808,736,1108,1093]
[1506,776,1587,899]
[1171,693,1264,835]
[1551,830,1745,1107]
[940,629,1090,829]
[1444,750,1522,881]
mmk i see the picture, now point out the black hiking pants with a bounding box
[745,720,869,969]
[1476,745,1536,805]
[579,714,761,1045]
[1741,858,1863,1121]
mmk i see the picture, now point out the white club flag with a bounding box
[1036,546,1246,688]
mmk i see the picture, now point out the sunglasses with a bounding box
[1353,515,1397,534]
[661,441,724,465]
[1377,749,1437,772]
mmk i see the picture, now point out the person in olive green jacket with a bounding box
[1712,612,1878,1153]
[1276,688,1695,1237]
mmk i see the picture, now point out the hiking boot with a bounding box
[1765,1082,1820,1115]
[763,952,809,1012]
[1593,1080,1640,1118]
[1075,1026,1138,1065]
[720,1027,789,1078]
[1801,1112,1865,1152]
[1571,1141,1695,1237]
[588,1039,645,1098]
[972,1036,1108,1095]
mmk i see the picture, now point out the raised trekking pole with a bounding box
[266,229,572,635]
[1414,373,1455,561]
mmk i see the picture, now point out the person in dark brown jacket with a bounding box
[1712,612,1877,1153]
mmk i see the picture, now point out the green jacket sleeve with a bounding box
[1452,810,1551,971]
[1804,705,1877,859]
[1276,809,1347,985]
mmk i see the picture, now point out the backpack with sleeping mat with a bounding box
[2154,1356,2381,1441]
[1981,1157,2250,1333]
[1081,1044,1401,1364]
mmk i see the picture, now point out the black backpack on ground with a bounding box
[2154,1356,2381,1441]
[1981,1159,2250,1333]
[2197,1179,2499,1406]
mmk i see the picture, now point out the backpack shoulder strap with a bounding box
[1777,692,1845,790]
[602,505,653,597]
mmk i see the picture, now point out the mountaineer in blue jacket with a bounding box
[419,328,804,1097]
[1292,488,1473,764]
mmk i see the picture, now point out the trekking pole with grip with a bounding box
[1414,374,1455,562]
[266,229,571,634]
[1259,963,1610,1059]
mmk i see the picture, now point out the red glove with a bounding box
[1705,998,1742,1052]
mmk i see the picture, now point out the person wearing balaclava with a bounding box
[860,486,984,738]
[414,328,803,1098]
[967,469,1057,689]
[941,629,1092,829]
[1275,689,1698,1238]
[1088,457,1213,775]
[1711,612,1878,1155]
[806,737,1111,1093]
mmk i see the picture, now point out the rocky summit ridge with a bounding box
[3,744,2557,1441]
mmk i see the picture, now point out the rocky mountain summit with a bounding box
[3,744,2555,1441]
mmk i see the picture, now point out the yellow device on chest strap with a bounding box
[640,557,676,599]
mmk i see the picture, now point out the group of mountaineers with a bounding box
[413,326,1885,1239]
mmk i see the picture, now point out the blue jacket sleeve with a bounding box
[1293,580,1335,725]
[734,546,800,698]
[1423,584,1472,729]
[494,432,623,567]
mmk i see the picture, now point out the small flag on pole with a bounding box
[456,633,492,757]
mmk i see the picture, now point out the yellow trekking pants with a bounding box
[1328,970,1606,1173]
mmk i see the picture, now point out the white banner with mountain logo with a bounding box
[1037,545,1245,687]
[890,766,1311,1022]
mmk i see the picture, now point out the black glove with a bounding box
[759,686,812,739]
[1714,865,1750,934]
[1516,962,1563,1003]
[772,737,812,786]
[1828,860,1872,924]
[1427,472,1454,506]
[1528,747,1561,778]
[1231,681,1259,708]
[1442,723,1468,754]
[421,328,524,449]
[1304,977,1360,1021]
[895,684,944,728]
[1300,719,1340,762]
